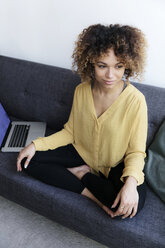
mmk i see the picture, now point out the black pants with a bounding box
[22,144,146,213]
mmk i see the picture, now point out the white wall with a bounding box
[0,0,165,87]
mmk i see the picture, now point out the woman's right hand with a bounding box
[17,142,36,172]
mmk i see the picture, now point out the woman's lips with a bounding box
[103,80,114,85]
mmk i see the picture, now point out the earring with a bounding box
[126,78,130,85]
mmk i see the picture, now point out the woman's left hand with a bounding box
[111,176,139,219]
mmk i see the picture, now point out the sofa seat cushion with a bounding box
[0,148,165,248]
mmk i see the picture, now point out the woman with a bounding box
[17,24,148,219]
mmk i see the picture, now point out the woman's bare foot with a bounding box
[67,165,114,217]
[81,188,114,218]
[67,165,91,180]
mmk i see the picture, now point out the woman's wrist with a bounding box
[31,142,36,151]
[124,176,138,187]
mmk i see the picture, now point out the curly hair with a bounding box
[72,24,147,82]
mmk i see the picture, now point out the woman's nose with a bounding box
[105,67,113,78]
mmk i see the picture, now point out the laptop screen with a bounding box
[0,103,10,146]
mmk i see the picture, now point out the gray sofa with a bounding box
[0,55,165,248]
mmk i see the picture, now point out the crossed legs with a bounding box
[21,144,146,216]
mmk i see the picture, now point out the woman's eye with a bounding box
[98,65,106,68]
[116,65,123,69]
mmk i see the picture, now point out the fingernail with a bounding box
[24,164,28,169]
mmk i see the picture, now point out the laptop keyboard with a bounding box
[8,125,30,147]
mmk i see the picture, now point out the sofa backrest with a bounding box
[0,55,165,147]
[0,55,81,132]
[132,82,165,147]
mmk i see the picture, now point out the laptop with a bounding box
[0,102,46,152]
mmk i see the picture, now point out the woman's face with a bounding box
[94,49,125,89]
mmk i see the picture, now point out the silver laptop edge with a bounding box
[1,121,46,152]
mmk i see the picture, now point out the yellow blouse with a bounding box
[33,81,148,185]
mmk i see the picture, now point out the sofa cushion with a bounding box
[0,56,81,131]
[0,150,165,248]
[133,82,165,147]
[145,120,165,203]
